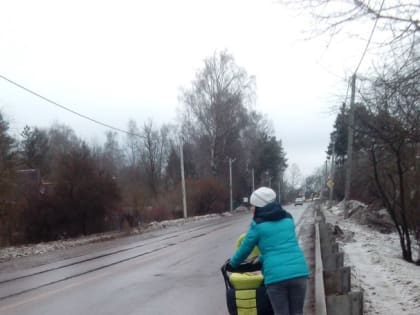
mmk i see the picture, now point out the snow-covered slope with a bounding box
[325,202,420,315]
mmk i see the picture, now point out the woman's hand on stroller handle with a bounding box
[222,258,262,273]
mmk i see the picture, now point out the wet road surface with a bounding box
[0,204,311,315]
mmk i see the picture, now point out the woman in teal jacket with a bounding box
[230,187,309,315]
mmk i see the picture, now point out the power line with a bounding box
[344,1,385,216]
[340,0,384,110]
[0,74,140,137]
[354,0,385,74]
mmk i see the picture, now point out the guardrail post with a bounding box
[326,291,363,315]
[323,267,351,295]
[321,242,338,257]
[322,252,344,271]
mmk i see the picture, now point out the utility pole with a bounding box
[278,175,281,203]
[180,142,187,218]
[251,168,255,192]
[344,74,356,218]
[325,160,328,184]
[416,144,420,259]
[321,159,328,200]
[229,158,236,211]
[329,134,337,208]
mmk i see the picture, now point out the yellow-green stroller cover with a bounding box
[221,234,273,315]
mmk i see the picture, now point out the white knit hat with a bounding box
[250,187,276,207]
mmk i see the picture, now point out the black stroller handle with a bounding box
[222,258,262,273]
[221,259,263,290]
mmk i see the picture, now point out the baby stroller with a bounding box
[221,234,273,315]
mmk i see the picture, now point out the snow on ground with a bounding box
[0,212,233,263]
[325,201,420,315]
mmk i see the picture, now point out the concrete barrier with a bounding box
[326,291,363,315]
[322,252,344,271]
[314,220,327,315]
[324,267,351,295]
[321,243,339,257]
[314,205,363,315]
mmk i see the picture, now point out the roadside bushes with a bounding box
[22,143,121,243]
[186,177,229,216]
[144,177,230,221]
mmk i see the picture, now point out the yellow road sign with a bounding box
[327,179,334,189]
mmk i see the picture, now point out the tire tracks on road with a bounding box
[0,218,237,301]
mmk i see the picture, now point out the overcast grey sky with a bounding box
[0,0,377,176]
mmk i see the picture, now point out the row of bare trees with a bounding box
[0,51,288,246]
[325,56,420,262]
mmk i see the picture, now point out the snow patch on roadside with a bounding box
[146,213,227,230]
[0,231,123,262]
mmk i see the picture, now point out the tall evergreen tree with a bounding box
[19,126,50,175]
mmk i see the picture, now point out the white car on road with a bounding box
[294,197,304,206]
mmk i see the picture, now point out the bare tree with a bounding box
[357,54,420,262]
[288,163,303,189]
[165,141,196,189]
[283,0,419,40]
[47,123,80,178]
[125,119,141,168]
[305,167,325,197]
[180,50,255,176]
[47,123,80,156]
[140,120,170,197]
[102,131,124,175]
[242,111,274,179]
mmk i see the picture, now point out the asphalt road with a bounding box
[0,203,310,315]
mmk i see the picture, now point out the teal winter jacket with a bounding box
[230,202,309,285]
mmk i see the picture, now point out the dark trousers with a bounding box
[266,277,307,315]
